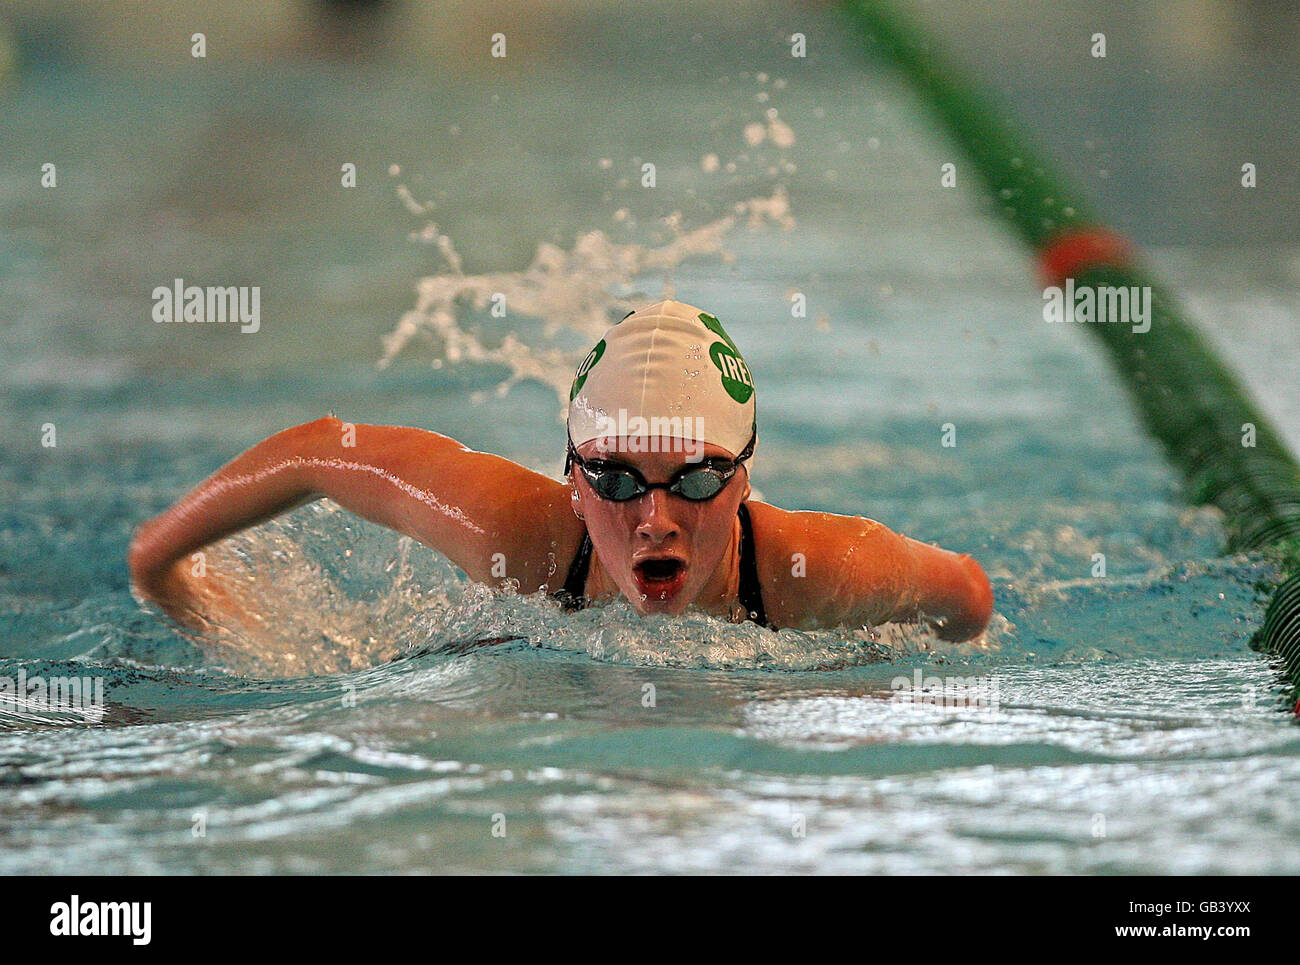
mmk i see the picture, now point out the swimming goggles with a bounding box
[565,431,756,502]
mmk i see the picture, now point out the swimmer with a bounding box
[128,301,993,640]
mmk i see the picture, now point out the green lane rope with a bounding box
[0,21,18,89]
[839,1,1300,706]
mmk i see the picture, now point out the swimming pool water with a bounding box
[2,1,1299,874]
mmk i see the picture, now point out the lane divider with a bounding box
[840,0,1300,707]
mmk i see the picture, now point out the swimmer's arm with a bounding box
[128,418,324,616]
[129,417,578,612]
[759,507,992,641]
[885,535,994,641]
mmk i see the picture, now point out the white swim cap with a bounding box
[567,300,757,459]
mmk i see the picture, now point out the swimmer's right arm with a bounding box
[128,416,580,620]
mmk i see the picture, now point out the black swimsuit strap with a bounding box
[556,530,593,611]
[552,505,770,628]
[736,502,771,629]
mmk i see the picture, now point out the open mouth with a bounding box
[632,557,688,602]
[636,558,684,582]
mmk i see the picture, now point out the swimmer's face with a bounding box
[570,435,751,616]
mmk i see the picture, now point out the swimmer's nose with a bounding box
[633,488,681,543]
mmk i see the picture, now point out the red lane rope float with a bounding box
[1037,228,1136,289]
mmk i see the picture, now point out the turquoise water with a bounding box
[2,2,1299,873]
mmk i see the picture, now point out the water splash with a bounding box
[158,498,1269,680]
[378,189,793,411]
[379,100,799,413]
[152,501,967,678]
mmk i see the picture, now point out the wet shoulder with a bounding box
[464,469,586,595]
[743,500,898,628]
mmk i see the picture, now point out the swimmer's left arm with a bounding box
[757,506,993,641]
[887,535,994,641]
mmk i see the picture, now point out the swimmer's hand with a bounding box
[130,554,260,634]
[868,538,995,643]
[912,549,995,642]
[875,539,994,642]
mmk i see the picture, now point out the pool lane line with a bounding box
[0,21,16,88]
[839,0,1300,708]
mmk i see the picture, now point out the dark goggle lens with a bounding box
[672,468,726,500]
[586,465,728,501]
[590,470,643,501]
